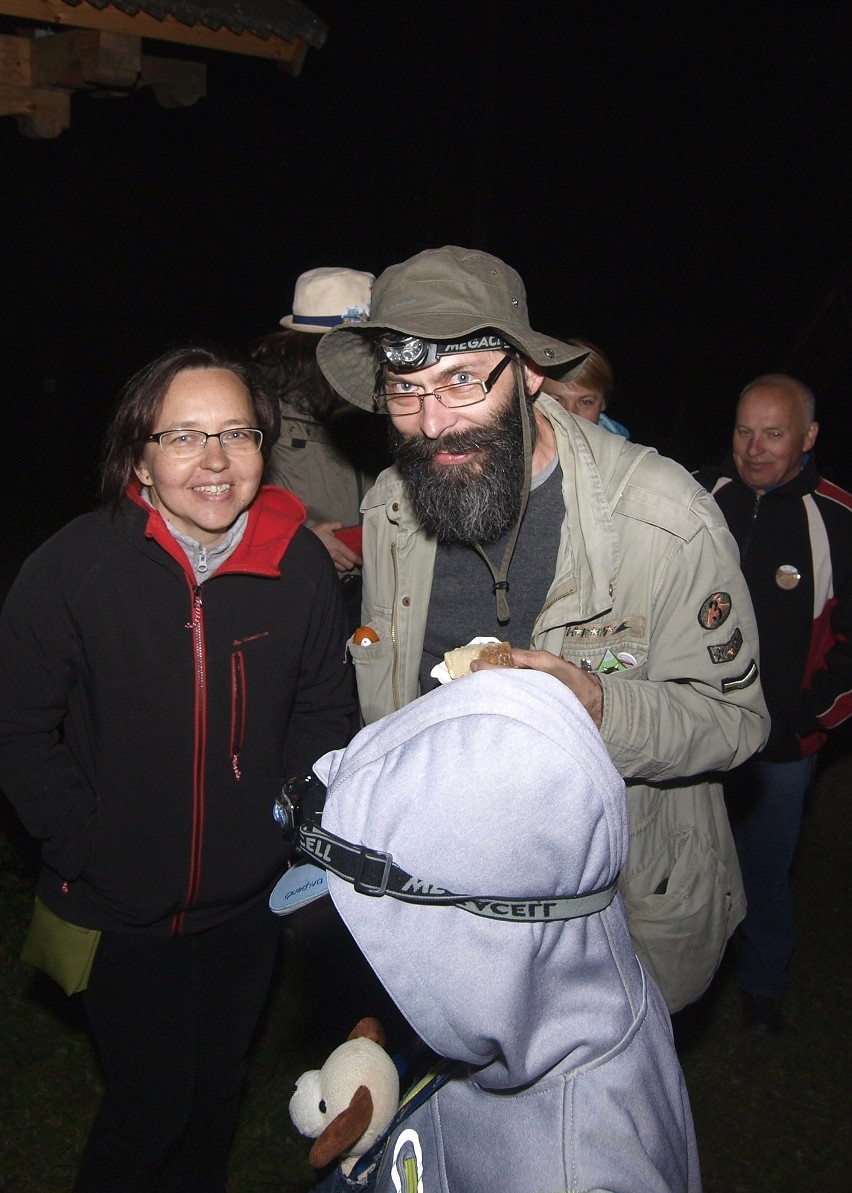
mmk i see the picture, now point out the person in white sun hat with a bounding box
[252,267,386,597]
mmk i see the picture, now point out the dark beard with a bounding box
[388,391,532,544]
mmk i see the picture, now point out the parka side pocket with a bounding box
[619,830,731,1014]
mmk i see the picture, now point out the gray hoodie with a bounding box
[311,669,701,1192]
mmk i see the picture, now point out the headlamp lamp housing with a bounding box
[273,772,327,847]
[379,334,433,370]
[379,331,513,372]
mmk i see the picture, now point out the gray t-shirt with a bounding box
[420,458,564,692]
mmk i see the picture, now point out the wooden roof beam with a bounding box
[32,27,141,88]
[0,0,308,71]
[0,33,70,134]
[26,27,205,103]
[0,26,205,137]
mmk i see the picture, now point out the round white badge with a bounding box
[775,565,801,590]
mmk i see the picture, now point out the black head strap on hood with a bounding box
[274,763,618,925]
[299,819,616,923]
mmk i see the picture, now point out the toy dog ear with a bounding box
[347,1016,386,1048]
[308,1084,373,1169]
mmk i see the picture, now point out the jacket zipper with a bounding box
[536,582,584,626]
[174,586,207,934]
[391,541,400,710]
[741,493,761,560]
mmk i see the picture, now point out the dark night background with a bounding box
[2,1,851,563]
[1,13,852,1189]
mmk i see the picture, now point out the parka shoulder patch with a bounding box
[698,591,731,629]
[721,659,758,693]
[708,627,743,664]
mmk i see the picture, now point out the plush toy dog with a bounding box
[289,1017,400,1174]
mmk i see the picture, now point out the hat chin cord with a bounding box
[472,358,533,625]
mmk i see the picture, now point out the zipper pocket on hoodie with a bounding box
[230,651,246,780]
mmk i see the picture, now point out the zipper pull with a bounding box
[185,588,203,630]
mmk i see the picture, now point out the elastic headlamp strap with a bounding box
[473,359,533,625]
[298,821,617,922]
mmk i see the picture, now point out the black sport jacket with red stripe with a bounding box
[695,456,852,761]
[0,483,355,935]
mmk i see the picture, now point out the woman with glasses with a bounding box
[0,344,355,1192]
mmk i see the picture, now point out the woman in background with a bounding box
[541,336,630,438]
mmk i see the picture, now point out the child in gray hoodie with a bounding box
[279,668,701,1192]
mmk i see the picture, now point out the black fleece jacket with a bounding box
[695,456,852,761]
[0,484,355,935]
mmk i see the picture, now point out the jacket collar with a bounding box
[123,480,306,579]
[718,452,820,501]
[537,395,654,619]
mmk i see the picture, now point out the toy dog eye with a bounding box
[319,1099,326,1114]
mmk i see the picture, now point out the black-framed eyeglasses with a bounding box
[140,428,263,459]
[374,354,514,417]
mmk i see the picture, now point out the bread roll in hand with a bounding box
[443,641,514,679]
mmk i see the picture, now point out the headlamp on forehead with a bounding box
[379,331,513,371]
[380,333,433,369]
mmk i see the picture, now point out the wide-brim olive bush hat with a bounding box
[316,246,589,410]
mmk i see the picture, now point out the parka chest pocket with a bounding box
[559,615,648,677]
[230,650,246,780]
[347,626,395,724]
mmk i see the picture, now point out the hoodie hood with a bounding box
[313,669,647,1091]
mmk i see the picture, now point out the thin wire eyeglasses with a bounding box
[375,354,514,416]
[140,428,264,459]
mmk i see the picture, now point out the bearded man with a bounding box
[317,245,769,1013]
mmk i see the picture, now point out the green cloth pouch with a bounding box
[20,897,101,995]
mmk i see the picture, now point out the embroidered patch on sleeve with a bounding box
[721,659,758,693]
[708,627,743,664]
[698,591,732,629]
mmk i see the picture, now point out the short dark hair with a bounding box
[99,344,277,505]
[250,328,342,421]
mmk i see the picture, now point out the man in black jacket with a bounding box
[696,374,852,1036]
